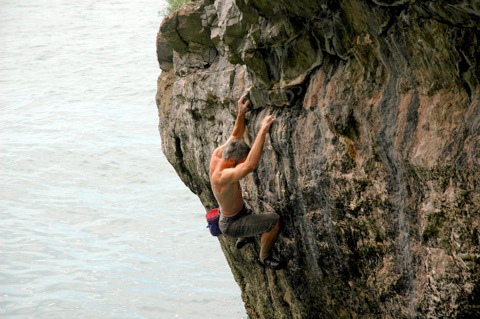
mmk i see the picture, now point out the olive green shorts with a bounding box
[219,204,279,238]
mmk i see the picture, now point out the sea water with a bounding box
[0,0,244,318]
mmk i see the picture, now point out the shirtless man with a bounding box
[209,94,283,270]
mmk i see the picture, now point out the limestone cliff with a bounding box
[155,1,480,318]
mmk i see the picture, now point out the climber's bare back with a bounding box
[209,146,245,217]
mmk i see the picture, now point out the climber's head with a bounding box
[222,139,250,165]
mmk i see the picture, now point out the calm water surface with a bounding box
[0,0,244,318]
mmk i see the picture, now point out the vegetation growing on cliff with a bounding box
[160,0,190,15]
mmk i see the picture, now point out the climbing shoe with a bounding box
[258,255,286,270]
[235,237,254,249]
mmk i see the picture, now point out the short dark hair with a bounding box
[222,139,251,162]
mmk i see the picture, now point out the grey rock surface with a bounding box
[156,1,480,318]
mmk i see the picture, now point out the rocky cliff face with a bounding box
[155,1,479,318]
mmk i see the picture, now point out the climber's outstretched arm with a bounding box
[227,94,250,142]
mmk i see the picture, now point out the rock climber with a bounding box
[209,94,284,270]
